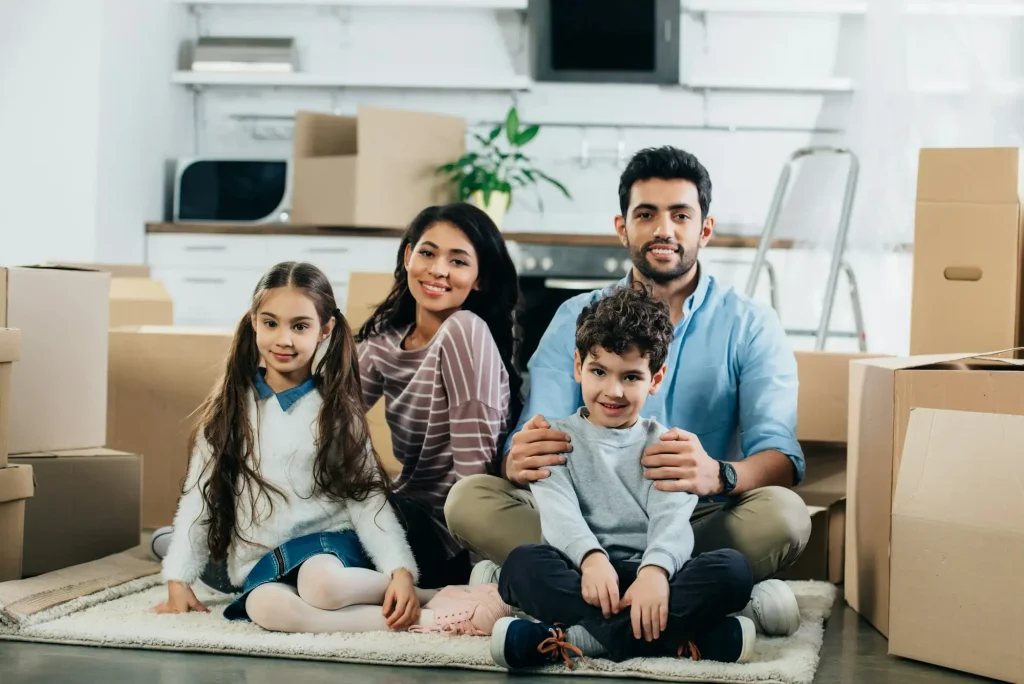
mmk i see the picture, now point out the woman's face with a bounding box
[404,221,481,317]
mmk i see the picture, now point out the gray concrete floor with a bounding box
[0,588,988,684]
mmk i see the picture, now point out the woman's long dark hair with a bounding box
[356,202,524,423]
[191,261,386,563]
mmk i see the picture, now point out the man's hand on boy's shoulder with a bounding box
[504,414,572,486]
[620,565,670,642]
[641,428,722,497]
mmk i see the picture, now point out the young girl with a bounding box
[154,261,511,635]
[356,202,524,588]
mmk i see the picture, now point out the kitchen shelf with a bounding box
[171,70,531,90]
[684,0,1024,17]
[172,0,527,8]
[683,77,855,94]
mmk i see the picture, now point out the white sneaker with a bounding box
[150,526,174,561]
[739,579,801,637]
[469,559,501,586]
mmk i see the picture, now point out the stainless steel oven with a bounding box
[510,241,632,389]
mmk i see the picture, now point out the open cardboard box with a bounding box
[0,265,110,455]
[291,105,465,228]
[795,351,889,443]
[846,349,1024,636]
[888,408,1023,682]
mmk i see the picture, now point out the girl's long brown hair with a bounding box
[188,261,387,563]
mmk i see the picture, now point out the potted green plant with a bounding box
[436,106,571,229]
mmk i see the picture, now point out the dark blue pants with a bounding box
[498,543,753,662]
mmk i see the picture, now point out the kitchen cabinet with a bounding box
[147,233,401,326]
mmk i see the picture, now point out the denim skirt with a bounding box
[223,530,374,622]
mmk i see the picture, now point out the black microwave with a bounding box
[529,0,681,85]
[173,158,290,223]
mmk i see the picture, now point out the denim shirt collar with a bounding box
[255,368,316,411]
[617,262,712,324]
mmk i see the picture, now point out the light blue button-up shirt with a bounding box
[504,266,805,485]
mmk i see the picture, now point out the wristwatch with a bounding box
[718,461,738,495]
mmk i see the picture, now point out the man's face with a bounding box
[614,178,713,285]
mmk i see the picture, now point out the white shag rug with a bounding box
[0,575,837,684]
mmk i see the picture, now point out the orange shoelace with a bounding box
[677,641,702,661]
[537,627,585,668]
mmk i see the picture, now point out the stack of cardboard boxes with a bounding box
[843,147,1024,682]
[0,327,33,581]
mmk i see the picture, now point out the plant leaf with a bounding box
[473,133,492,148]
[516,124,540,146]
[535,170,572,199]
[488,125,502,142]
[505,108,519,146]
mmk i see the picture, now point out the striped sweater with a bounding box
[358,309,511,556]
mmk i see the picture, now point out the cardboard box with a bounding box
[346,273,400,476]
[888,408,1024,682]
[44,262,151,278]
[845,351,1024,636]
[795,351,888,443]
[291,105,466,228]
[109,277,174,328]
[107,326,233,528]
[910,147,1024,355]
[0,328,20,467]
[0,266,110,455]
[0,464,34,581]
[779,444,846,583]
[11,449,141,577]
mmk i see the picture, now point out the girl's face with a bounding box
[404,221,481,317]
[252,286,334,384]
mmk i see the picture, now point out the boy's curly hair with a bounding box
[575,284,674,371]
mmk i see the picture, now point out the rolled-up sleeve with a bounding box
[738,307,804,484]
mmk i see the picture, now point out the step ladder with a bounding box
[744,146,867,352]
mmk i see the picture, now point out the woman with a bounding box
[357,202,524,589]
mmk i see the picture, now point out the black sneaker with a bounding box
[490,617,584,670]
[678,615,756,664]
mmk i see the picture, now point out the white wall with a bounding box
[0,0,186,266]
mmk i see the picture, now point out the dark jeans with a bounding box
[498,543,753,662]
[198,494,470,594]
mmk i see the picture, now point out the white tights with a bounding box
[245,554,438,634]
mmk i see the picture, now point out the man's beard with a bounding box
[628,238,698,285]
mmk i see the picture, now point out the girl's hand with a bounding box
[382,568,420,630]
[153,580,210,614]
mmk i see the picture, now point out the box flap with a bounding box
[111,325,235,337]
[0,328,20,363]
[44,262,151,278]
[18,263,103,273]
[293,110,358,159]
[917,147,1023,203]
[894,408,1024,534]
[49,447,139,458]
[0,464,34,502]
[857,348,1024,372]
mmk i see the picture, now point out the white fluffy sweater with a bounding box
[161,388,418,588]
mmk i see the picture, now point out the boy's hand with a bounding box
[383,568,420,630]
[153,580,209,614]
[504,415,571,486]
[580,551,619,618]
[619,566,669,642]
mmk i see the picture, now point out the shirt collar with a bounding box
[616,262,712,322]
[255,368,316,411]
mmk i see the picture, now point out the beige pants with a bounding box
[444,474,812,583]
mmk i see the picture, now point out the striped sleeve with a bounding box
[438,311,508,411]
[357,339,385,410]
[449,400,505,478]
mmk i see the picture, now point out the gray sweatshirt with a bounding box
[530,408,698,577]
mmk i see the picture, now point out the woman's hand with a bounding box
[153,580,210,614]
[382,568,420,630]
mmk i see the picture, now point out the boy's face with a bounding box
[574,346,666,429]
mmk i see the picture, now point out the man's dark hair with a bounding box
[575,285,674,372]
[617,146,712,220]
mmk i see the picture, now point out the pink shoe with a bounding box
[410,584,513,636]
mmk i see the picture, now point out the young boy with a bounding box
[490,286,786,669]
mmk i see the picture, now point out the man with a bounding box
[445,145,811,589]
